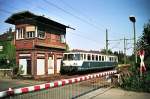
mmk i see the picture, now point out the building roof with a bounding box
[0,32,14,41]
[5,11,69,29]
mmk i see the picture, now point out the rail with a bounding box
[0,70,117,99]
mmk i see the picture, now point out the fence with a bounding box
[0,69,13,78]
[0,70,117,99]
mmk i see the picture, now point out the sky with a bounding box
[0,0,150,55]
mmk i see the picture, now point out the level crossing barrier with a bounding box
[0,70,117,99]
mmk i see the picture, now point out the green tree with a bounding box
[0,29,16,68]
[100,49,113,54]
[114,51,125,64]
[137,20,150,70]
[120,20,150,92]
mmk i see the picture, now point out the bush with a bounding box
[12,65,24,79]
[121,64,150,92]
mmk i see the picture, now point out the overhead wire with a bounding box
[0,8,102,46]
[59,0,106,30]
[0,1,132,51]
[43,0,105,32]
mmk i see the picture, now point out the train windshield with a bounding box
[74,54,80,60]
[63,54,80,60]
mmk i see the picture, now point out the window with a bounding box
[60,35,66,43]
[92,55,95,60]
[74,54,80,60]
[96,55,98,61]
[99,56,101,61]
[16,28,24,39]
[26,31,35,38]
[38,30,45,38]
[63,54,68,60]
[87,54,91,60]
[67,54,81,60]
[109,57,111,61]
[102,56,104,61]
[68,54,74,60]
[80,54,83,60]
[84,54,86,60]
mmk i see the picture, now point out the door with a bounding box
[48,56,54,74]
[27,59,32,75]
[57,59,62,73]
[37,59,45,75]
[19,59,27,75]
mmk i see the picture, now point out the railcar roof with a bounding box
[63,51,117,57]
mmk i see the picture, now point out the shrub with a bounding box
[121,64,150,92]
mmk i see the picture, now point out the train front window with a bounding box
[68,54,74,60]
[63,54,68,60]
[74,54,80,60]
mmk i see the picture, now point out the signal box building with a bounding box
[5,11,68,78]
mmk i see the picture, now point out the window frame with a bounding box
[37,30,45,39]
[96,55,98,61]
[16,28,24,39]
[99,56,101,61]
[26,31,35,38]
[87,54,91,61]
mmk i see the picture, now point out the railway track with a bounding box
[36,69,116,82]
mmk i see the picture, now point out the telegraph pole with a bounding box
[106,29,108,55]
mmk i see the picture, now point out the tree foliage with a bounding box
[137,20,150,70]
[100,49,113,54]
[0,29,16,68]
[114,51,125,64]
[121,20,150,92]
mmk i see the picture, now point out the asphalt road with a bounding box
[1,78,149,99]
[0,79,46,91]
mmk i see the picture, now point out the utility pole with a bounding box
[106,29,108,55]
[124,37,126,64]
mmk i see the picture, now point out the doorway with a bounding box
[27,59,32,75]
